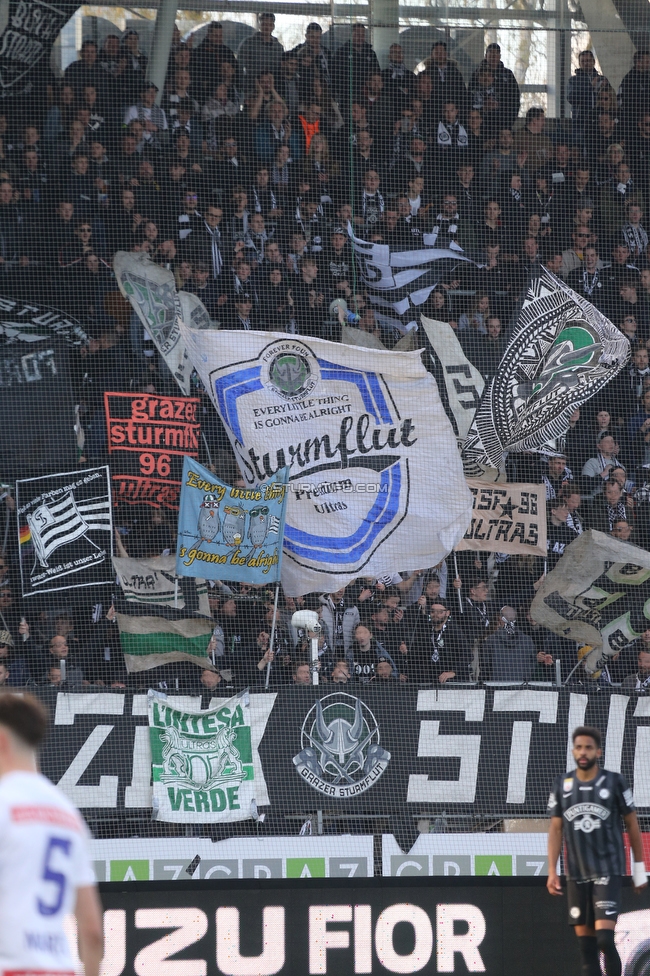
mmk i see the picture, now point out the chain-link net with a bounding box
[0,6,650,881]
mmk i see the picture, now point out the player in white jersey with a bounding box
[0,694,103,976]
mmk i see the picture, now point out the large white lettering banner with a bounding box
[181,329,472,595]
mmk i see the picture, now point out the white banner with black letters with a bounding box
[37,688,650,819]
[420,315,484,442]
[180,329,473,595]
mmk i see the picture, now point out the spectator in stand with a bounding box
[585,478,629,533]
[332,25,380,102]
[582,433,623,493]
[239,14,284,89]
[350,624,397,682]
[618,49,650,126]
[513,107,552,173]
[547,495,580,569]
[482,606,536,681]
[567,50,603,140]
[622,648,650,693]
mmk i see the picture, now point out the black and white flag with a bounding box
[462,268,630,470]
[16,467,114,596]
[0,296,89,346]
[419,315,484,442]
[350,228,474,335]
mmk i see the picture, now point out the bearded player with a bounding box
[0,693,103,976]
[547,725,647,976]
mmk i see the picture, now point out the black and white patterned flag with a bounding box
[16,467,113,596]
[350,228,474,335]
[462,268,630,470]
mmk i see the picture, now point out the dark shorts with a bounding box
[567,876,622,926]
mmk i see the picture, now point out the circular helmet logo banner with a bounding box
[180,331,472,595]
[293,694,390,798]
[265,346,319,401]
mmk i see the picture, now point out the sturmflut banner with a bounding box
[180,329,473,595]
[16,467,113,596]
[148,691,256,823]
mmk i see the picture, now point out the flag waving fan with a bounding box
[462,268,630,470]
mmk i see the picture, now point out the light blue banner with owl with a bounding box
[175,457,289,584]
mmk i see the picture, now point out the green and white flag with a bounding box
[148,690,256,823]
[114,251,192,395]
[116,613,215,673]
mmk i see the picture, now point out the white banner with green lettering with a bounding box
[148,690,256,823]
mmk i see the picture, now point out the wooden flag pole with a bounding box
[265,583,280,690]
[453,552,464,614]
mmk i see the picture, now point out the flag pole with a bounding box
[453,552,464,614]
[265,583,280,690]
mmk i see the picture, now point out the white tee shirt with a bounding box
[0,770,95,974]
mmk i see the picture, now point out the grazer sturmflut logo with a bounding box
[264,341,319,401]
[293,694,390,798]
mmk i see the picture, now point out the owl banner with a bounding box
[179,327,473,596]
[175,456,289,585]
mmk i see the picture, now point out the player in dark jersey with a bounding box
[547,725,647,976]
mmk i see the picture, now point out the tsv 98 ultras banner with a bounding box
[180,329,473,596]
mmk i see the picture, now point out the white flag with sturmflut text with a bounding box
[180,328,473,595]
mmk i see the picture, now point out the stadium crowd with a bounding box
[2,19,650,696]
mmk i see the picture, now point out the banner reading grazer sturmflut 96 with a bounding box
[104,391,201,511]
[149,690,257,823]
[179,329,473,596]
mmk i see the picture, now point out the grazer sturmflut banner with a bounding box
[180,329,473,596]
[462,268,630,469]
[16,466,113,596]
[532,529,650,673]
[104,391,201,511]
[35,688,650,821]
[456,480,547,557]
[149,690,257,823]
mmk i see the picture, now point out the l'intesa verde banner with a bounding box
[148,691,255,823]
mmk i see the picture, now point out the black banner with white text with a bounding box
[35,688,650,824]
